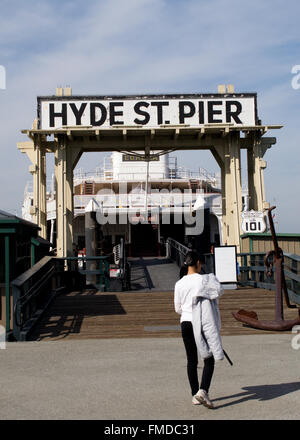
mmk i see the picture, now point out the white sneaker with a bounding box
[194,389,214,409]
[192,395,202,405]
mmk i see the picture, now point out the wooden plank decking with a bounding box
[29,287,300,341]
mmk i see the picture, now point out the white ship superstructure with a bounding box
[22,151,248,256]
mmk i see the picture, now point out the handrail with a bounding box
[12,256,53,287]
[236,251,300,306]
[166,237,190,268]
[11,254,119,341]
[13,265,54,327]
[166,237,190,255]
[165,237,216,272]
[64,255,110,291]
[166,238,300,306]
[12,256,65,341]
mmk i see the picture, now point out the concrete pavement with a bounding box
[0,334,299,420]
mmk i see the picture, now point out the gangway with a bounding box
[128,256,179,291]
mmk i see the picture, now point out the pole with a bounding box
[223,349,233,366]
[85,199,100,286]
[50,219,54,251]
[267,206,284,321]
[145,157,149,213]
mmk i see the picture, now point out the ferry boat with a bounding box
[22,151,248,257]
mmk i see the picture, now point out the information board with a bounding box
[214,245,237,285]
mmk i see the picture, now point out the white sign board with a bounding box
[38,94,257,130]
[241,210,266,234]
[214,246,237,284]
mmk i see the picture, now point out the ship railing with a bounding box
[73,169,220,183]
[24,180,56,199]
[74,168,106,180]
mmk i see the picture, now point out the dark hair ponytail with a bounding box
[184,251,200,267]
[179,250,202,279]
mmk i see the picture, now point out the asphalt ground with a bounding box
[0,333,299,420]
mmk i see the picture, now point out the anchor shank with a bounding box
[275,257,284,322]
[268,206,280,258]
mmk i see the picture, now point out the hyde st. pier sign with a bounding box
[19,89,280,258]
[38,93,257,130]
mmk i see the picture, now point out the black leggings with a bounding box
[181,321,215,396]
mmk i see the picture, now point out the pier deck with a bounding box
[29,287,299,341]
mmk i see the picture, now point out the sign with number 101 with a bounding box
[241,211,266,234]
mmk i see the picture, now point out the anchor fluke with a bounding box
[232,310,300,331]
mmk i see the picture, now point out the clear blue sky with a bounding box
[0,0,299,231]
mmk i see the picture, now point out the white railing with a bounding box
[73,157,220,186]
[166,237,190,265]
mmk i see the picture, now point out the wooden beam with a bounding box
[197,128,205,139]
[222,126,230,137]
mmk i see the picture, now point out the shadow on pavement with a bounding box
[213,382,300,409]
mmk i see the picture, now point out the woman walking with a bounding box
[174,251,224,409]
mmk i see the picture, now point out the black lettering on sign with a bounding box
[49,103,67,127]
[90,103,107,126]
[208,101,223,123]
[109,102,124,125]
[179,101,195,123]
[134,101,150,125]
[226,101,242,124]
[70,103,87,125]
[199,101,204,124]
[151,101,169,125]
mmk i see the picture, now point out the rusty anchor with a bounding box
[232,206,300,331]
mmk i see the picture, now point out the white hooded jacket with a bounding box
[192,273,224,361]
[174,272,224,361]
